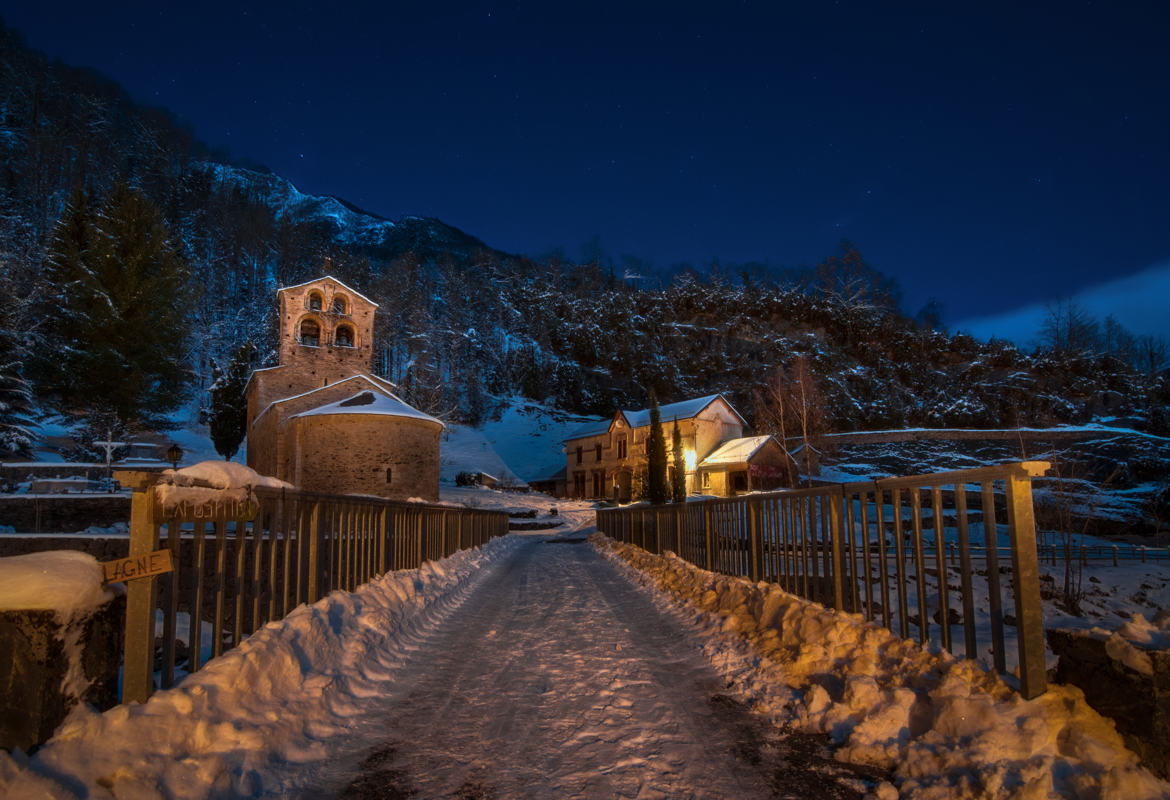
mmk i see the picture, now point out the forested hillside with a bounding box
[1,18,1167,462]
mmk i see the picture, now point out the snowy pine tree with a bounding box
[0,329,34,457]
[33,181,192,430]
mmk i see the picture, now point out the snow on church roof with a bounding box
[278,275,379,308]
[292,391,443,427]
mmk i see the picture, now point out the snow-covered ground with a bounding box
[439,401,598,484]
[595,535,1170,800]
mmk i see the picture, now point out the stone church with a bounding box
[244,276,442,502]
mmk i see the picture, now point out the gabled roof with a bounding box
[699,435,779,467]
[563,418,613,442]
[253,373,400,426]
[278,275,379,309]
[292,390,443,427]
[563,393,747,443]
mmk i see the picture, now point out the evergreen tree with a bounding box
[208,341,253,459]
[0,330,34,458]
[33,181,193,430]
[671,418,687,503]
[647,390,668,505]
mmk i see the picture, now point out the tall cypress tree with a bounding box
[671,418,686,503]
[208,341,254,459]
[647,390,668,505]
[34,181,193,429]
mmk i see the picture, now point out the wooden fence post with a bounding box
[117,471,161,705]
[306,502,322,603]
[1005,466,1048,699]
[828,491,845,611]
[748,499,761,582]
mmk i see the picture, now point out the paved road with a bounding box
[300,535,878,799]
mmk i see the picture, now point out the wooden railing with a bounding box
[115,471,509,704]
[596,461,1052,699]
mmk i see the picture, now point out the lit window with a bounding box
[701,472,710,489]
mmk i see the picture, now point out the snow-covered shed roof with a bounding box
[278,275,379,308]
[564,394,746,442]
[292,390,443,427]
[699,435,779,467]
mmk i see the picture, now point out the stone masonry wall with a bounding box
[290,414,441,502]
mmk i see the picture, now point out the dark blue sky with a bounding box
[5,1,1169,331]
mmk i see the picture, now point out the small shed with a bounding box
[695,435,797,496]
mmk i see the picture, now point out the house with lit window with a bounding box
[562,394,796,501]
[244,276,442,501]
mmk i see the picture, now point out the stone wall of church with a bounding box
[287,414,441,502]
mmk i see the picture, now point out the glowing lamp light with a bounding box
[684,448,697,472]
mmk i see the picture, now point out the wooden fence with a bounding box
[115,471,509,704]
[596,461,1052,698]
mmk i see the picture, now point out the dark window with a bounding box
[332,296,348,314]
[618,438,627,459]
[300,320,320,346]
[385,468,393,484]
[308,293,323,311]
[335,325,354,347]
[595,444,602,462]
[576,446,583,464]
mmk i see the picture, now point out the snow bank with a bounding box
[592,534,1170,800]
[0,534,524,798]
[0,551,113,615]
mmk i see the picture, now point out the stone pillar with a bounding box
[0,593,124,752]
[1048,627,1170,780]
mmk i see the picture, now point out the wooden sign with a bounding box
[159,496,259,522]
[101,549,174,584]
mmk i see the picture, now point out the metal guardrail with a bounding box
[115,471,509,704]
[596,461,1052,699]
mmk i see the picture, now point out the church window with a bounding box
[332,295,349,314]
[307,292,323,311]
[299,319,320,346]
[385,467,393,484]
[335,324,354,347]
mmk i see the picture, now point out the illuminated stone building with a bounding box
[244,276,442,502]
[563,394,794,501]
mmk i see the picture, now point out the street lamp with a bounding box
[166,444,183,470]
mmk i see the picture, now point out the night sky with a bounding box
[5,1,1169,337]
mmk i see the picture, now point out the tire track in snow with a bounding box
[304,535,870,799]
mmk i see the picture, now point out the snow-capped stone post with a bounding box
[1006,462,1050,699]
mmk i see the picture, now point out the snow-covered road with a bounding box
[297,533,873,799]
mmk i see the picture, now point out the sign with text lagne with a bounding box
[101,549,174,584]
